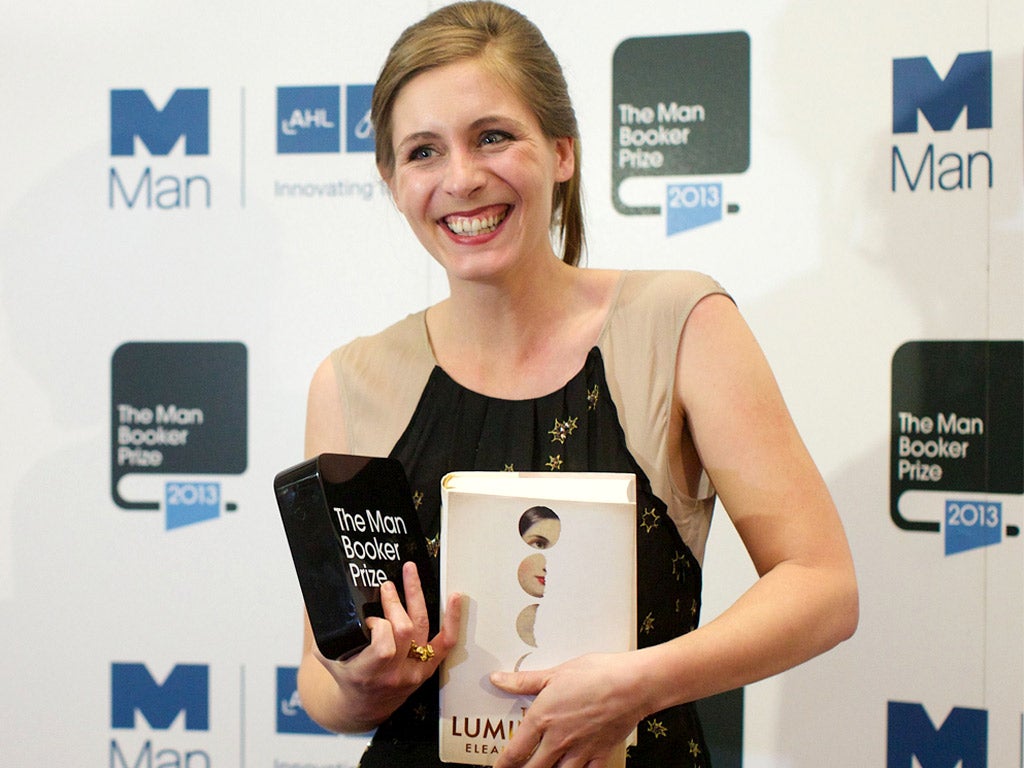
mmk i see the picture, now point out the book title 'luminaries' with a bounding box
[449,709,527,756]
[334,506,408,586]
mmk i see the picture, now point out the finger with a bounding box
[490,668,545,696]
[364,614,397,660]
[400,561,431,636]
[379,578,410,624]
[494,718,543,768]
[373,580,412,653]
[432,592,463,653]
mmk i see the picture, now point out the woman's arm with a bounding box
[295,356,462,733]
[630,292,858,708]
[492,293,858,766]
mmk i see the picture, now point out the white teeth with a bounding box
[445,209,506,236]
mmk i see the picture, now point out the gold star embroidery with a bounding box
[646,718,668,739]
[411,490,424,511]
[689,739,701,757]
[671,551,688,581]
[640,612,655,635]
[640,507,660,533]
[426,534,440,559]
[546,455,563,471]
[503,463,515,472]
[587,384,600,411]
[548,416,578,444]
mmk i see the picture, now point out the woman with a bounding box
[297,2,858,766]
[519,506,561,550]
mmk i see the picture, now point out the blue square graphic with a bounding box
[666,183,723,235]
[945,500,1002,555]
[346,84,375,153]
[277,86,340,154]
[276,667,333,735]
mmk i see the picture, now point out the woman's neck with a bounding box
[425,261,620,399]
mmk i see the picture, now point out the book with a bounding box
[273,453,434,661]
[438,471,637,766]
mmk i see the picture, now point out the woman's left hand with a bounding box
[489,653,643,768]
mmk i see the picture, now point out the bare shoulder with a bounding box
[304,355,348,457]
[677,292,768,397]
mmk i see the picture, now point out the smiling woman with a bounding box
[381,58,575,289]
[371,1,585,268]
[294,3,858,768]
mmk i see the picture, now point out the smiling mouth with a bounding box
[443,206,509,236]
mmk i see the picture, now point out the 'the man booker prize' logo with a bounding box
[887,702,987,768]
[611,33,748,235]
[109,88,212,209]
[890,341,1023,555]
[891,51,994,192]
[111,342,247,529]
[110,662,211,767]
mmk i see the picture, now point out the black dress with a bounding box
[333,270,726,768]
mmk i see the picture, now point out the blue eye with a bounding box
[408,145,436,161]
[481,130,513,146]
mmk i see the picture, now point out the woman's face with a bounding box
[517,553,547,598]
[521,517,560,550]
[385,58,574,284]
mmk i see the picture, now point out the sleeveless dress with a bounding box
[330,270,727,767]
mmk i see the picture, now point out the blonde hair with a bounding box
[372,1,585,266]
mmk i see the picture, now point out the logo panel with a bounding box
[111,89,210,157]
[890,340,1023,552]
[890,50,995,192]
[277,86,341,154]
[111,663,210,731]
[276,667,334,735]
[612,32,749,223]
[893,52,992,134]
[345,84,374,153]
[887,701,987,768]
[111,342,247,526]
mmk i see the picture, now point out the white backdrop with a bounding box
[1,1,1021,765]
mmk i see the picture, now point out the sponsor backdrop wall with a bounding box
[1,0,1021,765]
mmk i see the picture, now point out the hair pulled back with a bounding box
[371,1,585,266]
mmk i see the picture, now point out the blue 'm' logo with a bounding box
[277,86,340,154]
[111,663,209,731]
[892,51,992,134]
[276,666,333,735]
[887,701,987,767]
[111,89,209,156]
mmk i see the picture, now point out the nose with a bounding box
[442,148,485,198]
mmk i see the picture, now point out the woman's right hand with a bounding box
[299,561,462,733]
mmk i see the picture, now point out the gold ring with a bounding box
[408,641,435,662]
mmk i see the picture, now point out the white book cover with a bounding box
[438,471,637,766]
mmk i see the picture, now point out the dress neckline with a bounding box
[416,270,629,402]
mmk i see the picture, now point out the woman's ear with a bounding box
[552,136,575,183]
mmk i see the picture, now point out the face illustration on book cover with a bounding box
[515,507,561,669]
[517,553,547,598]
[519,505,561,549]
